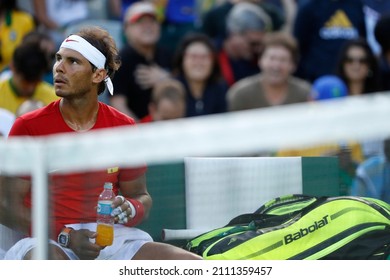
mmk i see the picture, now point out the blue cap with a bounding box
[311,75,348,100]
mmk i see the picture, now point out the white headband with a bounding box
[60,34,114,95]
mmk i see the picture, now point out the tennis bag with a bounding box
[186,194,390,260]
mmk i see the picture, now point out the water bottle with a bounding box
[96,182,115,246]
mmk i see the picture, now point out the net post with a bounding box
[31,144,49,260]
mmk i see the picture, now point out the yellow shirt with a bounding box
[276,142,364,164]
[0,79,59,115]
[0,10,35,72]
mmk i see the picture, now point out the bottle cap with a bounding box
[104,182,113,189]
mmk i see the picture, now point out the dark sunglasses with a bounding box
[345,56,368,64]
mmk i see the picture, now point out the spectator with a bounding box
[0,30,56,83]
[172,32,228,117]
[351,138,390,203]
[140,78,186,122]
[201,0,284,50]
[227,32,310,111]
[21,30,57,85]
[219,1,273,87]
[2,25,201,260]
[306,74,368,167]
[0,0,35,73]
[335,38,383,159]
[0,41,58,115]
[374,13,390,91]
[32,0,91,48]
[132,1,202,59]
[293,0,367,82]
[111,1,172,121]
[279,38,377,193]
[277,140,364,195]
[335,38,382,96]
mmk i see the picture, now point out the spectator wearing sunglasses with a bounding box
[293,0,367,83]
[334,38,383,159]
[335,37,382,96]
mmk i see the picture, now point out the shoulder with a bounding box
[99,102,136,126]
[118,45,139,61]
[0,80,14,110]
[12,10,35,28]
[0,79,9,91]
[228,74,260,95]
[286,78,311,102]
[13,10,34,22]
[117,46,141,69]
[18,100,59,121]
[289,77,312,91]
[9,100,60,136]
[355,155,387,182]
[358,156,386,172]
[227,75,261,110]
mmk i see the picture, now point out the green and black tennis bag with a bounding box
[186,195,390,259]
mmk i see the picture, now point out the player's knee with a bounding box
[23,244,70,260]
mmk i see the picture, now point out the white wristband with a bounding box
[127,200,137,219]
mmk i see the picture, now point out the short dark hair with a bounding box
[22,30,56,72]
[151,78,185,104]
[261,32,299,64]
[12,42,48,82]
[226,2,272,34]
[76,26,121,94]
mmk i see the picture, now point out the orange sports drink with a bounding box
[96,223,114,246]
[96,182,115,246]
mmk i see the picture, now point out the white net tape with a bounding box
[1,93,390,175]
[1,93,390,258]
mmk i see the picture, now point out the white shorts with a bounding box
[4,223,153,260]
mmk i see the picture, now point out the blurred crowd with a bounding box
[0,0,390,201]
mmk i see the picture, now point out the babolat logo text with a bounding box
[284,215,330,244]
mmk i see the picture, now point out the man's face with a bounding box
[243,30,266,60]
[53,48,95,98]
[229,31,265,61]
[259,45,295,85]
[125,16,160,47]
